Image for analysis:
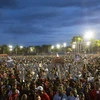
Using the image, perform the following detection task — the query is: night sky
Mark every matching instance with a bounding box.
[0,0,100,46]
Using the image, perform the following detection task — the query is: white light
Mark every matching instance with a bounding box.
[84,30,94,40]
[20,46,23,49]
[9,48,13,51]
[51,45,54,49]
[56,44,60,49]
[9,45,13,48]
[72,44,76,49]
[73,42,76,44]
[30,47,33,52]
[63,43,67,47]
[86,41,91,46]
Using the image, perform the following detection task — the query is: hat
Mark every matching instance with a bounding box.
[36,86,43,91]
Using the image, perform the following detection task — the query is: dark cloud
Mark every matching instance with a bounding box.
[3,24,44,35]
[0,0,16,8]
[0,0,100,46]
[45,0,100,8]
[13,0,100,9]
[2,22,58,36]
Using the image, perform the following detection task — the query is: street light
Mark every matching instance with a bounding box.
[63,43,67,47]
[30,47,33,52]
[72,44,76,49]
[72,42,76,49]
[20,46,23,49]
[86,41,91,53]
[51,45,54,49]
[8,45,13,54]
[84,30,94,40]
[73,42,76,44]
[56,44,60,49]
[9,45,13,49]
[72,44,76,53]
[9,48,13,51]
[84,30,94,54]
[84,30,94,53]
[86,41,91,46]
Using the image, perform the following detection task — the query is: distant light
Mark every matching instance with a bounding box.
[9,45,13,48]
[72,44,76,49]
[9,48,13,51]
[51,45,54,49]
[63,43,67,47]
[73,42,76,44]
[84,30,94,40]
[56,44,60,49]
[20,46,23,49]
[86,41,91,46]
[30,47,33,52]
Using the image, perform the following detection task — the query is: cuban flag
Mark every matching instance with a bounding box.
[6,56,14,68]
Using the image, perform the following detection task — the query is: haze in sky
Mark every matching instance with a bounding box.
[0,0,100,46]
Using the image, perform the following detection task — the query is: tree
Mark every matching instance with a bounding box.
[66,46,72,52]
[71,36,83,43]
[35,46,42,54]
[27,46,36,54]
[14,45,20,55]
[71,36,83,53]
[42,45,50,53]
[2,45,9,54]
[93,39,100,53]
[0,45,2,54]
[23,47,27,55]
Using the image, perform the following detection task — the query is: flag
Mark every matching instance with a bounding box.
[6,56,14,68]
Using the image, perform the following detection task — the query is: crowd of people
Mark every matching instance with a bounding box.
[0,53,100,100]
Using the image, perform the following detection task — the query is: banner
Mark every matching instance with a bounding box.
[6,56,14,68]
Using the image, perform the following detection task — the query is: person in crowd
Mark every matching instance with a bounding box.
[0,54,100,100]
[79,92,85,100]
[21,94,28,100]
[36,86,50,100]
[67,90,76,100]
[53,85,68,100]
[36,94,41,100]
[9,88,19,100]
